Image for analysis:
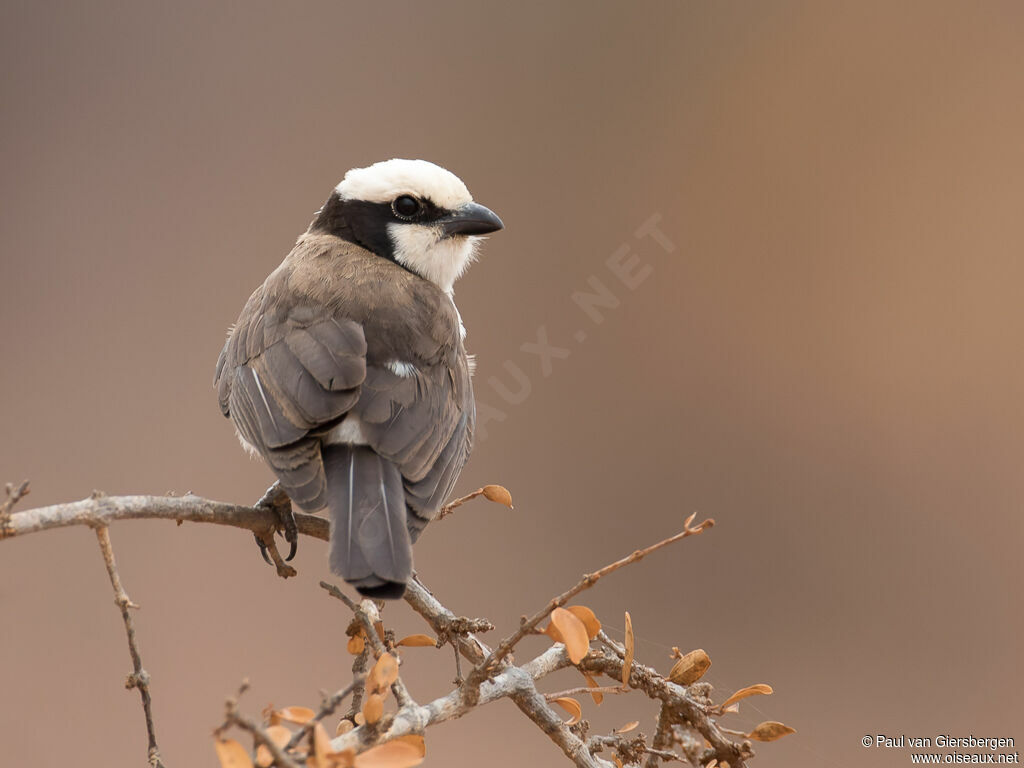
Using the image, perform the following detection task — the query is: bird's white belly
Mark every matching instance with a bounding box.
[325,414,369,445]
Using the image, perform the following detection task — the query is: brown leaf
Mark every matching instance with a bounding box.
[326,749,356,768]
[747,721,796,742]
[668,649,711,685]
[615,721,640,734]
[551,697,582,725]
[214,738,254,768]
[276,706,316,725]
[367,653,399,694]
[396,634,436,648]
[255,725,293,768]
[482,484,513,507]
[613,757,623,768]
[313,722,333,765]
[347,634,365,655]
[353,735,426,768]
[720,683,773,711]
[622,612,634,687]
[361,692,384,724]
[549,607,590,664]
[336,719,354,736]
[353,712,366,726]
[582,672,603,705]
[566,605,601,640]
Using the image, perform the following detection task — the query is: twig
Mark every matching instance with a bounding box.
[283,677,364,752]
[218,681,303,768]
[94,525,166,768]
[544,685,630,701]
[320,582,415,707]
[0,479,30,535]
[644,703,675,768]
[467,514,714,688]
[437,487,487,520]
[0,492,330,542]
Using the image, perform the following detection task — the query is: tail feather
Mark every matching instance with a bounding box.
[322,444,412,599]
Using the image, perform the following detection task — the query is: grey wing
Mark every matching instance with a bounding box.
[215,303,368,510]
[357,356,475,541]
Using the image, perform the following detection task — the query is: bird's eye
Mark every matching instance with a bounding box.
[392,195,421,219]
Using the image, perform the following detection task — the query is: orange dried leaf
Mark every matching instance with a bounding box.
[613,757,624,768]
[615,721,640,734]
[313,722,333,762]
[721,684,773,710]
[361,692,385,724]
[482,484,513,507]
[353,734,425,768]
[396,634,436,648]
[368,653,399,694]
[550,607,589,664]
[566,605,601,639]
[327,748,356,768]
[256,725,293,768]
[582,672,603,705]
[748,721,796,742]
[668,649,711,685]
[622,612,634,687]
[551,697,582,725]
[336,719,354,736]
[347,634,366,655]
[353,712,366,726]
[277,706,316,725]
[215,738,254,768]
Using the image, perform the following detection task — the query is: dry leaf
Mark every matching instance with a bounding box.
[396,634,436,648]
[706,761,719,768]
[747,721,796,742]
[353,712,366,726]
[362,692,385,724]
[724,704,740,714]
[566,605,601,639]
[276,706,316,725]
[354,735,426,768]
[367,653,399,694]
[622,612,634,687]
[255,725,293,768]
[214,738,254,768]
[551,697,582,725]
[615,721,639,734]
[548,607,589,664]
[327,748,356,768]
[582,672,603,705]
[613,757,623,768]
[313,722,333,764]
[720,684,773,710]
[336,719,354,736]
[347,634,365,655]
[482,484,513,507]
[668,649,711,685]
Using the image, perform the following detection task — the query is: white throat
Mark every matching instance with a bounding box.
[387,223,479,293]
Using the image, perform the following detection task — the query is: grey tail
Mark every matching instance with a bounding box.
[322,444,412,600]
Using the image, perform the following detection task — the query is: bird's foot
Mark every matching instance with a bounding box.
[254,482,298,578]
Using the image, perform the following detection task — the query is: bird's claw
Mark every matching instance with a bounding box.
[254,482,298,567]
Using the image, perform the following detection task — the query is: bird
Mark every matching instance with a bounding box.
[214,159,503,599]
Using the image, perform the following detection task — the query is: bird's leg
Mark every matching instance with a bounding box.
[254,482,299,566]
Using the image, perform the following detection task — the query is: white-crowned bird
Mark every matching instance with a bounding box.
[215,159,503,598]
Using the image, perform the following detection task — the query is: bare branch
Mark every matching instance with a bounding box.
[467,514,714,688]
[218,681,303,768]
[94,525,166,768]
[283,678,363,753]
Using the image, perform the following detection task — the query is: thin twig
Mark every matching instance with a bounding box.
[437,487,487,520]
[283,677,364,752]
[94,525,166,768]
[0,479,30,535]
[218,681,303,768]
[320,581,415,708]
[544,685,630,701]
[467,514,714,689]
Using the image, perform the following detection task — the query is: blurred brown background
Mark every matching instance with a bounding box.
[2,2,1022,767]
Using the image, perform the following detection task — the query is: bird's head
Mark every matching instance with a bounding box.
[311,159,504,293]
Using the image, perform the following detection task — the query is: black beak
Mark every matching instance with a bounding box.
[439,202,504,237]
